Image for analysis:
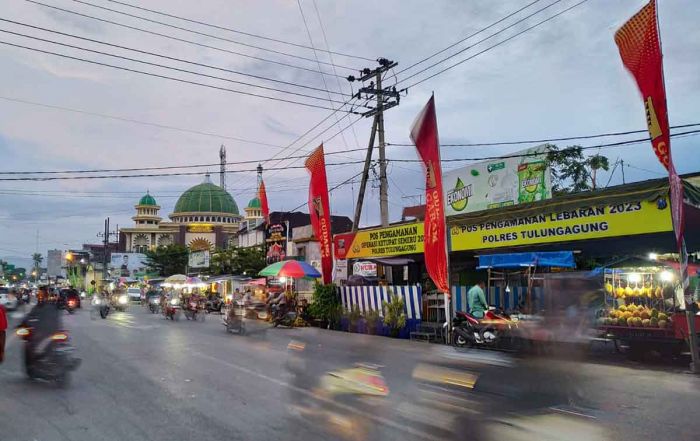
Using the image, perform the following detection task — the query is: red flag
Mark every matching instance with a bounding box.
[615,0,684,245]
[305,144,333,284]
[258,179,270,225]
[410,96,449,294]
[615,0,672,170]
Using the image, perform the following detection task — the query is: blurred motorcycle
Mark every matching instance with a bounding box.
[15,325,81,386]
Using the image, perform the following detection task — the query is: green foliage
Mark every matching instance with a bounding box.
[383,292,406,334]
[208,245,265,276]
[546,145,610,195]
[309,283,342,326]
[145,244,188,276]
[32,253,43,268]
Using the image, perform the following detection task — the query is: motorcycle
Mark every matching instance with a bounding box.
[271,303,297,328]
[452,308,522,351]
[65,298,78,314]
[206,296,224,314]
[110,293,129,312]
[148,296,161,314]
[164,297,182,321]
[15,325,81,386]
[91,296,110,319]
[183,298,205,321]
[223,302,246,335]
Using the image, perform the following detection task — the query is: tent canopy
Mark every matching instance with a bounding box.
[477,251,575,269]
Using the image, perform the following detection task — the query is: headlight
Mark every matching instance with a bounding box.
[93,298,101,305]
[154,298,160,304]
[170,298,179,305]
[118,295,128,305]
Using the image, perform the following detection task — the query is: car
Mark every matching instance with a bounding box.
[126,287,142,302]
[0,287,18,311]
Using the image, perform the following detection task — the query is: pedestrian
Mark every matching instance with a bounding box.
[0,303,7,363]
[467,280,489,319]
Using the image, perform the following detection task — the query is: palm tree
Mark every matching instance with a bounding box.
[32,253,43,279]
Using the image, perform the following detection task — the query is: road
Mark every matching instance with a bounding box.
[1,304,699,441]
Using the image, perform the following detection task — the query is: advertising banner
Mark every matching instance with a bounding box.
[305,144,333,284]
[353,261,378,277]
[110,253,148,277]
[188,250,210,269]
[334,222,424,260]
[450,198,672,251]
[265,222,287,264]
[443,145,552,216]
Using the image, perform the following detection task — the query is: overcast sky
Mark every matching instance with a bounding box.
[0,0,699,262]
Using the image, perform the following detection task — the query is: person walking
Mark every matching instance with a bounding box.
[0,303,7,363]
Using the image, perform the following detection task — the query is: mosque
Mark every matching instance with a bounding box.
[119,147,264,253]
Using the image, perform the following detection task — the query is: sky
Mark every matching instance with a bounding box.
[0,0,699,263]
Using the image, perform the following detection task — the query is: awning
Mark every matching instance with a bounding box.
[369,257,415,266]
[477,251,575,269]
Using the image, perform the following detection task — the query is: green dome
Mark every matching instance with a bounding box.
[139,192,157,206]
[174,182,239,215]
[247,197,261,209]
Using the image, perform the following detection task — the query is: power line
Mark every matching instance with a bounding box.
[386,123,700,147]
[103,0,373,61]
[0,95,288,149]
[401,0,589,89]
[25,0,348,78]
[286,169,367,213]
[65,0,358,72]
[0,39,357,112]
[0,18,351,97]
[0,28,354,106]
[0,146,369,175]
[396,0,544,76]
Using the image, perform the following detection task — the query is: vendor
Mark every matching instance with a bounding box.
[468,281,489,319]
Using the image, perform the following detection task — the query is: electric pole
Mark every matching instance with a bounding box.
[97,217,119,282]
[348,58,401,230]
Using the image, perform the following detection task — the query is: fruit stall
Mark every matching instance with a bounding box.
[598,265,700,357]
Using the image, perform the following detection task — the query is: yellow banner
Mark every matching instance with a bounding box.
[450,199,672,251]
[334,222,424,259]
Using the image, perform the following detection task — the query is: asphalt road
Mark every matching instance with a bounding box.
[1,304,699,441]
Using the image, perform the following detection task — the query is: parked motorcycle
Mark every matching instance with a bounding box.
[15,325,81,386]
[452,308,522,351]
[164,297,181,321]
[206,296,224,314]
[271,303,297,328]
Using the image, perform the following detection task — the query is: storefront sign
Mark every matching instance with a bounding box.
[353,261,377,277]
[333,259,348,282]
[334,222,424,259]
[443,145,552,216]
[450,198,672,251]
[187,224,214,233]
[265,223,287,263]
[188,250,210,268]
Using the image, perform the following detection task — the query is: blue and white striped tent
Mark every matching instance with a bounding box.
[452,285,543,313]
[338,285,422,327]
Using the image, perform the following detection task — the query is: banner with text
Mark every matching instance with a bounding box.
[443,145,552,216]
[450,198,672,251]
[334,222,424,260]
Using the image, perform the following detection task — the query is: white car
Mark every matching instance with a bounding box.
[126,287,142,302]
[0,288,18,311]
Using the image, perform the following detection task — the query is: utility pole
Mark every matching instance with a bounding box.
[620,159,626,184]
[97,217,119,283]
[219,144,227,191]
[348,58,401,230]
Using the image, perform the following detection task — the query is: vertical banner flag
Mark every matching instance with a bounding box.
[258,179,270,225]
[305,144,333,284]
[410,96,449,294]
[614,0,684,245]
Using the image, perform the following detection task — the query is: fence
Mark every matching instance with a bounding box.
[451,285,543,313]
[337,285,422,335]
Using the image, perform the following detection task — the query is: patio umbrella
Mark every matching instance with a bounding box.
[162,274,187,288]
[258,260,322,279]
[185,276,207,288]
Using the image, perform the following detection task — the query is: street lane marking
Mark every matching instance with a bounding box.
[190,350,441,441]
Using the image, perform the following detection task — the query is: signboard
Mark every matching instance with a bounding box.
[353,261,377,277]
[265,222,287,264]
[333,259,348,282]
[110,253,148,277]
[187,224,214,233]
[443,145,552,216]
[188,250,210,268]
[334,222,424,259]
[450,198,673,251]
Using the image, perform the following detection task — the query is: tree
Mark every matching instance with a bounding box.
[546,145,610,195]
[31,253,43,280]
[208,246,265,276]
[145,244,188,276]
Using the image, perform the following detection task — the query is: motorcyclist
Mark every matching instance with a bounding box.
[18,286,61,368]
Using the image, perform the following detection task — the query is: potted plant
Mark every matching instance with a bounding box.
[383,293,406,338]
[348,304,362,333]
[365,309,382,335]
[308,282,340,329]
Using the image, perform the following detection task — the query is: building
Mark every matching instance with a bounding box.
[120,174,244,252]
[46,249,64,278]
